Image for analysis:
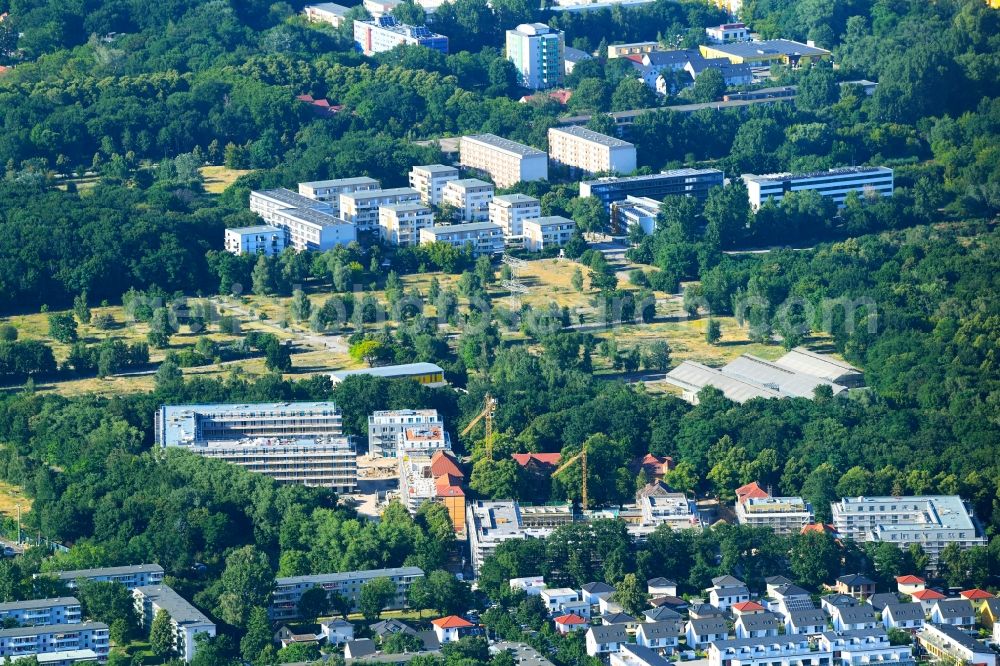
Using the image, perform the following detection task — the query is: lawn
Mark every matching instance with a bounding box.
[0,481,31,517]
[200,165,253,194]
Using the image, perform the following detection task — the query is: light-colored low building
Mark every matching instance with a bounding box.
[489,194,542,238]
[522,216,576,251]
[330,362,446,387]
[705,22,749,43]
[0,623,109,660]
[379,202,434,246]
[409,165,460,206]
[224,225,287,256]
[742,166,894,210]
[303,3,351,27]
[610,196,660,236]
[368,409,443,458]
[917,623,996,666]
[460,134,548,188]
[47,565,165,590]
[354,17,448,56]
[270,568,424,622]
[420,222,504,257]
[548,126,636,175]
[299,176,380,216]
[735,496,814,535]
[133,586,216,663]
[397,425,451,458]
[339,187,421,231]
[0,598,81,628]
[10,649,100,665]
[640,493,701,530]
[442,178,494,222]
[607,41,659,59]
[708,636,833,666]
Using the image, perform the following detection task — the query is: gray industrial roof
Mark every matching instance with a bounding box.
[774,347,860,381]
[665,361,783,403]
[706,39,831,58]
[723,354,845,398]
[254,188,325,208]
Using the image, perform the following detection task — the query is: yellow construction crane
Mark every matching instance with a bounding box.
[460,393,497,459]
[552,448,588,510]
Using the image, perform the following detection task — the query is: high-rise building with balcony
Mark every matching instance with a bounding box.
[506,24,565,90]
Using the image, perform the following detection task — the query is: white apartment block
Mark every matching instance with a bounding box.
[466,501,574,574]
[398,424,451,458]
[489,194,541,237]
[705,22,749,43]
[708,636,832,666]
[399,453,439,513]
[133,586,216,664]
[522,215,576,251]
[303,3,351,28]
[611,196,660,235]
[49,564,165,590]
[299,177,380,217]
[249,188,355,252]
[0,623,109,660]
[224,225,287,256]
[270,568,424,622]
[368,409,444,458]
[339,187,421,231]
[0,599,81,628]
[460,134,548,188]
[269,206,357,252]
[409,165,459,206]
[378,202,434,246]
[817,630,916,666]
[419,222,504,257]
[735,496,814,536]
[353,17,448,55]
[831,495,986,571]
[10,649,101,665]
[505,23,565,90]
[155,402,356,491]
[442,178,494,221]
[742,166,894,209]
[547,126,637,175]
[640,493,702,530]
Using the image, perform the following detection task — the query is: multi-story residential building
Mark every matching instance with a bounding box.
[585,624,629,657]
[441,178,494,221]
[522,216,576,252]
[882,602,924,632]
[918,623,996,666]
[459,134,548,188]
[831,495,985,571]
[0,623,109,660]
[48,565,164,590]
[224,225,287,256]
[704,22,749,43]
[699,39,831,67]
[398,425,451,458]
[707,575,749,611]
[399,453,439,513]
[640,493,701,530]
[635,620,682,653]
[303,3,351,27]
[0,599,81,628]
[154,402,356,491]
[133,586,215,663]
[330,362,446,387]
[353,17,448,56]
[269,568,424,622]
[10,649,101,665]
[378,202,434,246]
[547,126,636,175]
[707,636,833,666]
[505,24,564,90]
[409,165,459,206]
[249,189,356,251]
[735,496,814,535]
[339,187,421,232]
[368,409,444,458]
[580,168,725,210]
[299,177,380,216]
[268,206,357,251]
[610,196,660,235]
[419,222,504,257]
[466,501,574,574]
[488,194,541,238]
[742,167,895,209]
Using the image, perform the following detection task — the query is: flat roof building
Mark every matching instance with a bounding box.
[441,178,494,222]
[299,177,380,216]
[420,222,504,257]
[0,598,81,628]
[409,165,459,206]
[640,494,701,531]
[330,362,446,387]
[224,225,287,257]
[460,134,548,188]
[489,194,541,238]
[918,623,996,666]
[10,649,99,665]
[742,166,894,209]
[354,17,448,56]
[610,196,660,235]
[735,496,814,536]
[0,623,109,661]
[547,126,636,176]
[47,565,164,590]
[506,24,564,91]
[522,216,576,252]
[269,206,357,252]
[699,39,831,67]
[705,22,749,43]
[832,496,986,571]
[466,501,574,575]
[379,202,434,247]
[368,409,444,458]
[607,41,659,59]
[580,169,724,210]
[303,3,351,27]
[270,568,424,622]
[133,586,215,663]
[339,187,421,232]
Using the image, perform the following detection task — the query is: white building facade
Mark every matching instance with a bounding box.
[420,222,504,257]
[547,126,637,175]
[489,194,541,238]
[742,167,895,209]
[368,410,444,458]
[339,187,421,231]
[133,586,216,664]
[378,202,434,246]
[460,134,548,188]
[270,568,424,622]
[735,496,814,536]
[441,178,495,222]
[522,216,576,251]
[409,165,459,206]
[299,177,380,217]
[224,226,287,256]
[505,24,565,90]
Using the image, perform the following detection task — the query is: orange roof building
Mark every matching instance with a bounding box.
[432,615,474,628]
[511,453,562,474]
[553,614,588,633]
[960,589,994,601]
[736,481,769,504]
[911,589,946,601]
[896,575,926,584]
[731,601,766,614]
[430,450,464,479]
